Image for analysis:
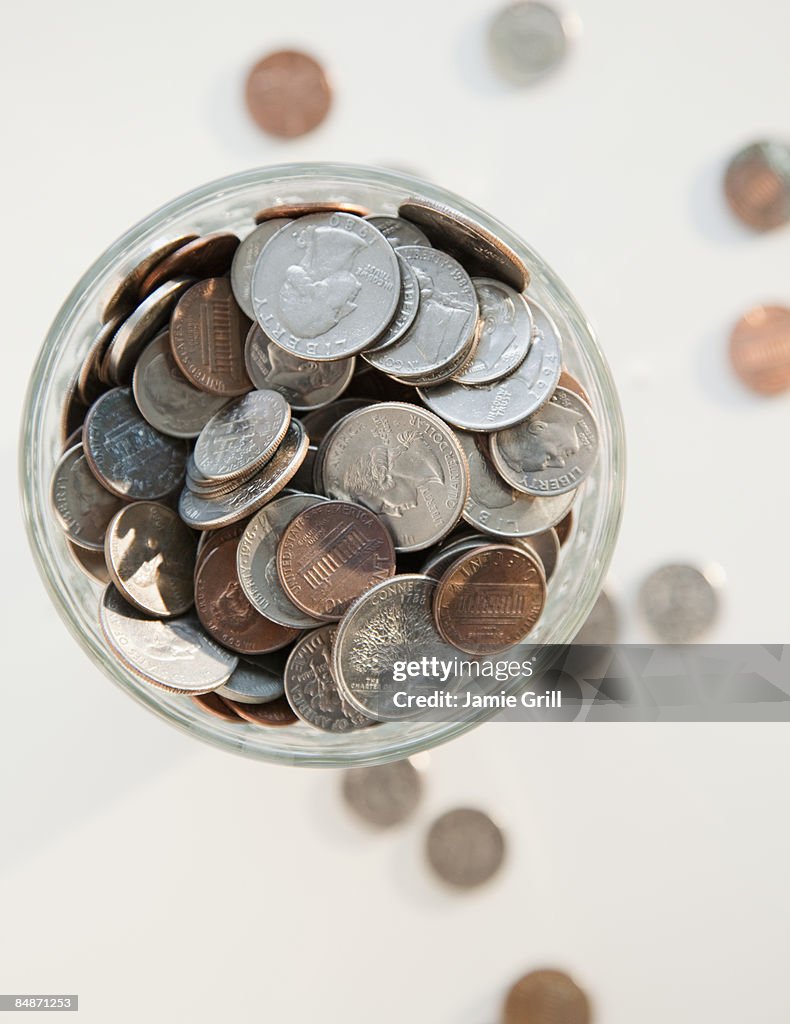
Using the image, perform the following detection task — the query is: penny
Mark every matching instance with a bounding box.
[51,443,125,550]
[101,234,198,322]
[245,323,355,410]
[554,507,573,546]
[366,215,432,249]
[245,50,332,138]
[170,277,253,396]
[724,140,790,231]
[490,387,598,496]
[399,197,530,291]
[284,625,373,732]
[557,369,590,404]
[104,501,197,617]
[194,389,291,482]
[341,759,423,827]
[434,543,546,654]
[453,278,533,385]
[321,402,470,552]
[220,694,298,727]
[425,808,506,888]
[67,540,111,584]
[230,219,291,319]
[78,316,122,405]
[192,691,245,723]
[83,387,188,501]
[250,212,400,361]
[639,563,721,643]
[362,256,421,353]
[194,536,300,654]
[729,305,790,395]
[216,655,285,704]
[488,1,570,86]
[99,584,237,694]
[104,277,193,384]
[62,426,83,453]
[277,500,396,620]
[300,397,371,442]
[518,528,560,581]
[503,969,591,1024]
[139,232,240,298]
[195,518,249,573]
[254,201,370,224]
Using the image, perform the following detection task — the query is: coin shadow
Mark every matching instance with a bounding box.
[693,321,766,409]
[688,157,759,244]
[455,15,517,98]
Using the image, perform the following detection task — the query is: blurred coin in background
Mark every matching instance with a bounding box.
[724,140,790,231]
[488,1,572,86]
[342,760,423,827]
[639,563,722,643]
[503,968,591,1024]
[729,305,790,395]
[245,50,331,138]
[426,808,506,888]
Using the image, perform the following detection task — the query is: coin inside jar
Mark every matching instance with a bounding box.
[193,389,291,482]
[230,219,292,319]
[51,443,126,551]
[139,232,240,298]
[284,625,373,732]
[452,278,533,385]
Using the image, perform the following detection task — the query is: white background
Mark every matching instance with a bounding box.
[2,0,790,1020]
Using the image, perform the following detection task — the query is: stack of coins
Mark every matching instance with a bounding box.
[51,195,601,734]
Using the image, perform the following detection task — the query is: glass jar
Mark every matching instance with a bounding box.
[19,162,625,767]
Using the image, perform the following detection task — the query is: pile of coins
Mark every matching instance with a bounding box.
[51,194,601,734]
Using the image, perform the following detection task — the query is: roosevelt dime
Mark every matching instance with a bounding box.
[51,443,125,550]
[488,1,570,86]
[366,215,432,249]
[425,808,506,888]
[230,219,292,318]
[194,389,290,482]
[452,278,533,385]
[245,323,355,410]
[284,625,373,732]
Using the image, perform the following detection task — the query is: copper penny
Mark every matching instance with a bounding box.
[502,969,591,1024]
[101,234,198,322]
[724,141,790,231]
[277,501,396,620]
[245,50,331,139]
[557,370,590,405]
[78,316,122,404]
[554,507,573,547]
[192,691,245,724]
[253,201,369,224]
[139,232,240,298]
[729,305,790,394]
[434,543,546,654]
[219,694,297,727]
[194,536,300,654]
[170,278,253,396]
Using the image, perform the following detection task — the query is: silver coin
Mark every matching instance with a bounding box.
[639,564,721,642]
[366,215,432,249]
[488,1,569,86]
[284,625,373,732]
[490,386,599,496]
[251,212,401,361]
[363,256,421,352]
[418,298,562,430]
[104,277,193,384]
[341,759,423,827]
[363,246,478,382]
[452,278,533,385]
[517,528,560,581]
[421,535,492,579]
[84,387,188,501]
[194,390,291,482]
[51,443,125,551]
[385,321,480,387]
[99,584,237,694]
[244,324,355,410]
[230,218,292,319]
[179,419,309,529]
[236,492,328,628]
[332,574,460,720]
[321,402,469,552]
[425,808,506,888]
[133,332,228,439]
[216,656,285,704]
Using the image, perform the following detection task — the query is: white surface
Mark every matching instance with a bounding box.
[2,0,790,1020]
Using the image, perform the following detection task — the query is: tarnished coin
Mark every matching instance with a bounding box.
[332,574,460,720]
[490,387,598,495]
[216,655,285,705]
[179,419,309,529]
[170,278,253,396]
[639,563,721,642]
[277,500,396,620]
[418,298,562,430]
[557,369,590,404]
[67,540,112,584]
[425,808,506,888]
[101,234,197,322]
[724,140,790,231]
[51,443,125,550]
[453,278,533,385]
[237,492,328,629]
[284,625,373,732]
[729,305,790,395]
[133,332,228,439]
[245,324,355,410]
[84,387,188,501]
[254,201,369,224]
[488,1,570,86]
[192,691,245,723]
[301,397,371,442]
[230,219,291,318]
[399,197,529,292]
[250,212,400,361]
[341,760,423,827]
[139,232,240,297]
[245,50,332,138]
[435,543,546,654]
[104,501,197,617]
[220,694,298,727]
[194,536,300,654]
[194,390,291,482]
[503,969,591,1024]
[321,403,470,552]
[105,277,192,384]
[363,256,421,353]
[78,316,122,405]
[99,584,237,694]
[518,528,560,581]
[366,215,432,249]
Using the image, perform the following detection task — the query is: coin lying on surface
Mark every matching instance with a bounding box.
[425,807,506,888]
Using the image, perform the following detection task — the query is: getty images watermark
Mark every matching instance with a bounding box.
[390,655,562,710]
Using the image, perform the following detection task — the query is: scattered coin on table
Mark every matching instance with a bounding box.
[724,139,790,231]
[729,304,790,395]
[639,563,721,642]
[425,807,506,888]
[488,1,571,86]
[502,968,591,1024]
[342,760,423,827]
[245,50,332,138]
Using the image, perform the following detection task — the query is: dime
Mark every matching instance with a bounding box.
[418,297,562,430]
[99,584,237,694]
[366,215,432,249]
[399,197,530,292]
[332,574,460,721]
[341,759,423,827]
[192,691,245,723]
[639,563,720,643]
[101,234,198,322]
[254,201,370,224]
[517,528,560,581]
[284,625,373,732]
[729,305,790,394]
[84,387,188,501]
[104,501,197,617]
[67,540,111,584]
[194,536,300,654]
[194,390,291,482]
[216,655,285,704]
[237,492,328,629]
[245,323,355,410]
[557,369,590,404]
[220,694,298,727]
[245,50,332,138]
[139,232,240,297]
[488,1,570,86]
[104,277,193,385]
[363,256,421,352]
[724,140,790,231]
[425,808,506,888]
[434,543,546,654]
[452,278,533,385]
[250,212,400,361]
[133,332,228,438]
[230,219,291,319]
[554,507,573,546]
[321,403,470,552]
[78,316,122,405]
[277,500,396,620]
[301,397,371,442]
[170,278,253,396]
[490,387,599,495]
[503,969,591,1024]
[51,443,125,550]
